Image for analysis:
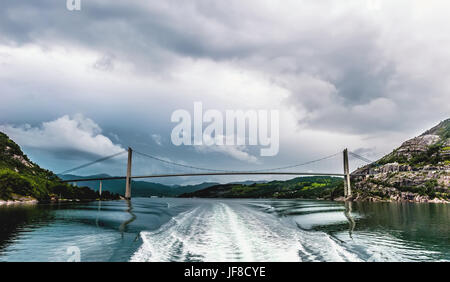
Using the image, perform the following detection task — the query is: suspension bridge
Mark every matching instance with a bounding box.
[60,147,373,199]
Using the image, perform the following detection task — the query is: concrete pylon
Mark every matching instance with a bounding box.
[99,180,102,196]
[125,147,132,199]
[343,148,351,197]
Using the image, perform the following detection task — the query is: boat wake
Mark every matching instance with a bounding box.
[130,201,361,262]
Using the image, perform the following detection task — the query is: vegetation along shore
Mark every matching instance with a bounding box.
[0,132,120,204]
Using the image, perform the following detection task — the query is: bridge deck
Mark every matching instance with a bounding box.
[59,171,365,182]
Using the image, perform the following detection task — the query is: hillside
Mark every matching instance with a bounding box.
[0,132,120,202]
[59,174,221,197]
[179,176,344,199]
[352,118,450,202]
[59,174,269,197]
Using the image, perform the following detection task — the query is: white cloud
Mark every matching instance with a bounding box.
[151,134,163,146]
[194,134,260,164]
[0,114,124,157]
[195,144,259,164]
[202,145,259,164]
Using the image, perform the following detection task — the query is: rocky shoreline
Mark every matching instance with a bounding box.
[0,199,39,205]
[334,193,449,203]
[0,197,123,206]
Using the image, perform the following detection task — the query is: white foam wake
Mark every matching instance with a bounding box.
[130,201,360,262]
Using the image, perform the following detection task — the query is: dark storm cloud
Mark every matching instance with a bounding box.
[0,0,449,174]
[0,0,257,71]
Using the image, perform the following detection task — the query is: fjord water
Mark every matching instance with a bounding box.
[0,198,449,262]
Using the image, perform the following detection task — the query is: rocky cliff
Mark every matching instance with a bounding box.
[351,119,450,203]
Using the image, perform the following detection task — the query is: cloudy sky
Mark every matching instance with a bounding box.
[1,0,449,184]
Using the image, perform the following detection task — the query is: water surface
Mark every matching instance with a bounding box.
[0,198,449,261]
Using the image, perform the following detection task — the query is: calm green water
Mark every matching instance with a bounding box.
[0,198,449,261]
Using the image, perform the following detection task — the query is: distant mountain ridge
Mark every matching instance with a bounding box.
[58,174,268,197]
[179,176,344,199]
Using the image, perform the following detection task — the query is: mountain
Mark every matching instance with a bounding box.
[179,176,344,199]
[59,174,220,197]
[352,118,450,202]
[59,174,174,197]
[59,174,268,197]
[0,132,119,202]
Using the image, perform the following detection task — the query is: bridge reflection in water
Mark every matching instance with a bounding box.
[119,200,137,239]
[111,198,358,250]
[344,201,356,238]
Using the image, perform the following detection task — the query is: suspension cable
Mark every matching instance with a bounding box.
[245,152,342,172]
[348,151,373,164]
[133,150,230,172]
[133,149,341,173]
[58,150,127,175]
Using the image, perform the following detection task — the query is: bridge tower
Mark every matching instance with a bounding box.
[125,147,133,199]
[343,148,351,197]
